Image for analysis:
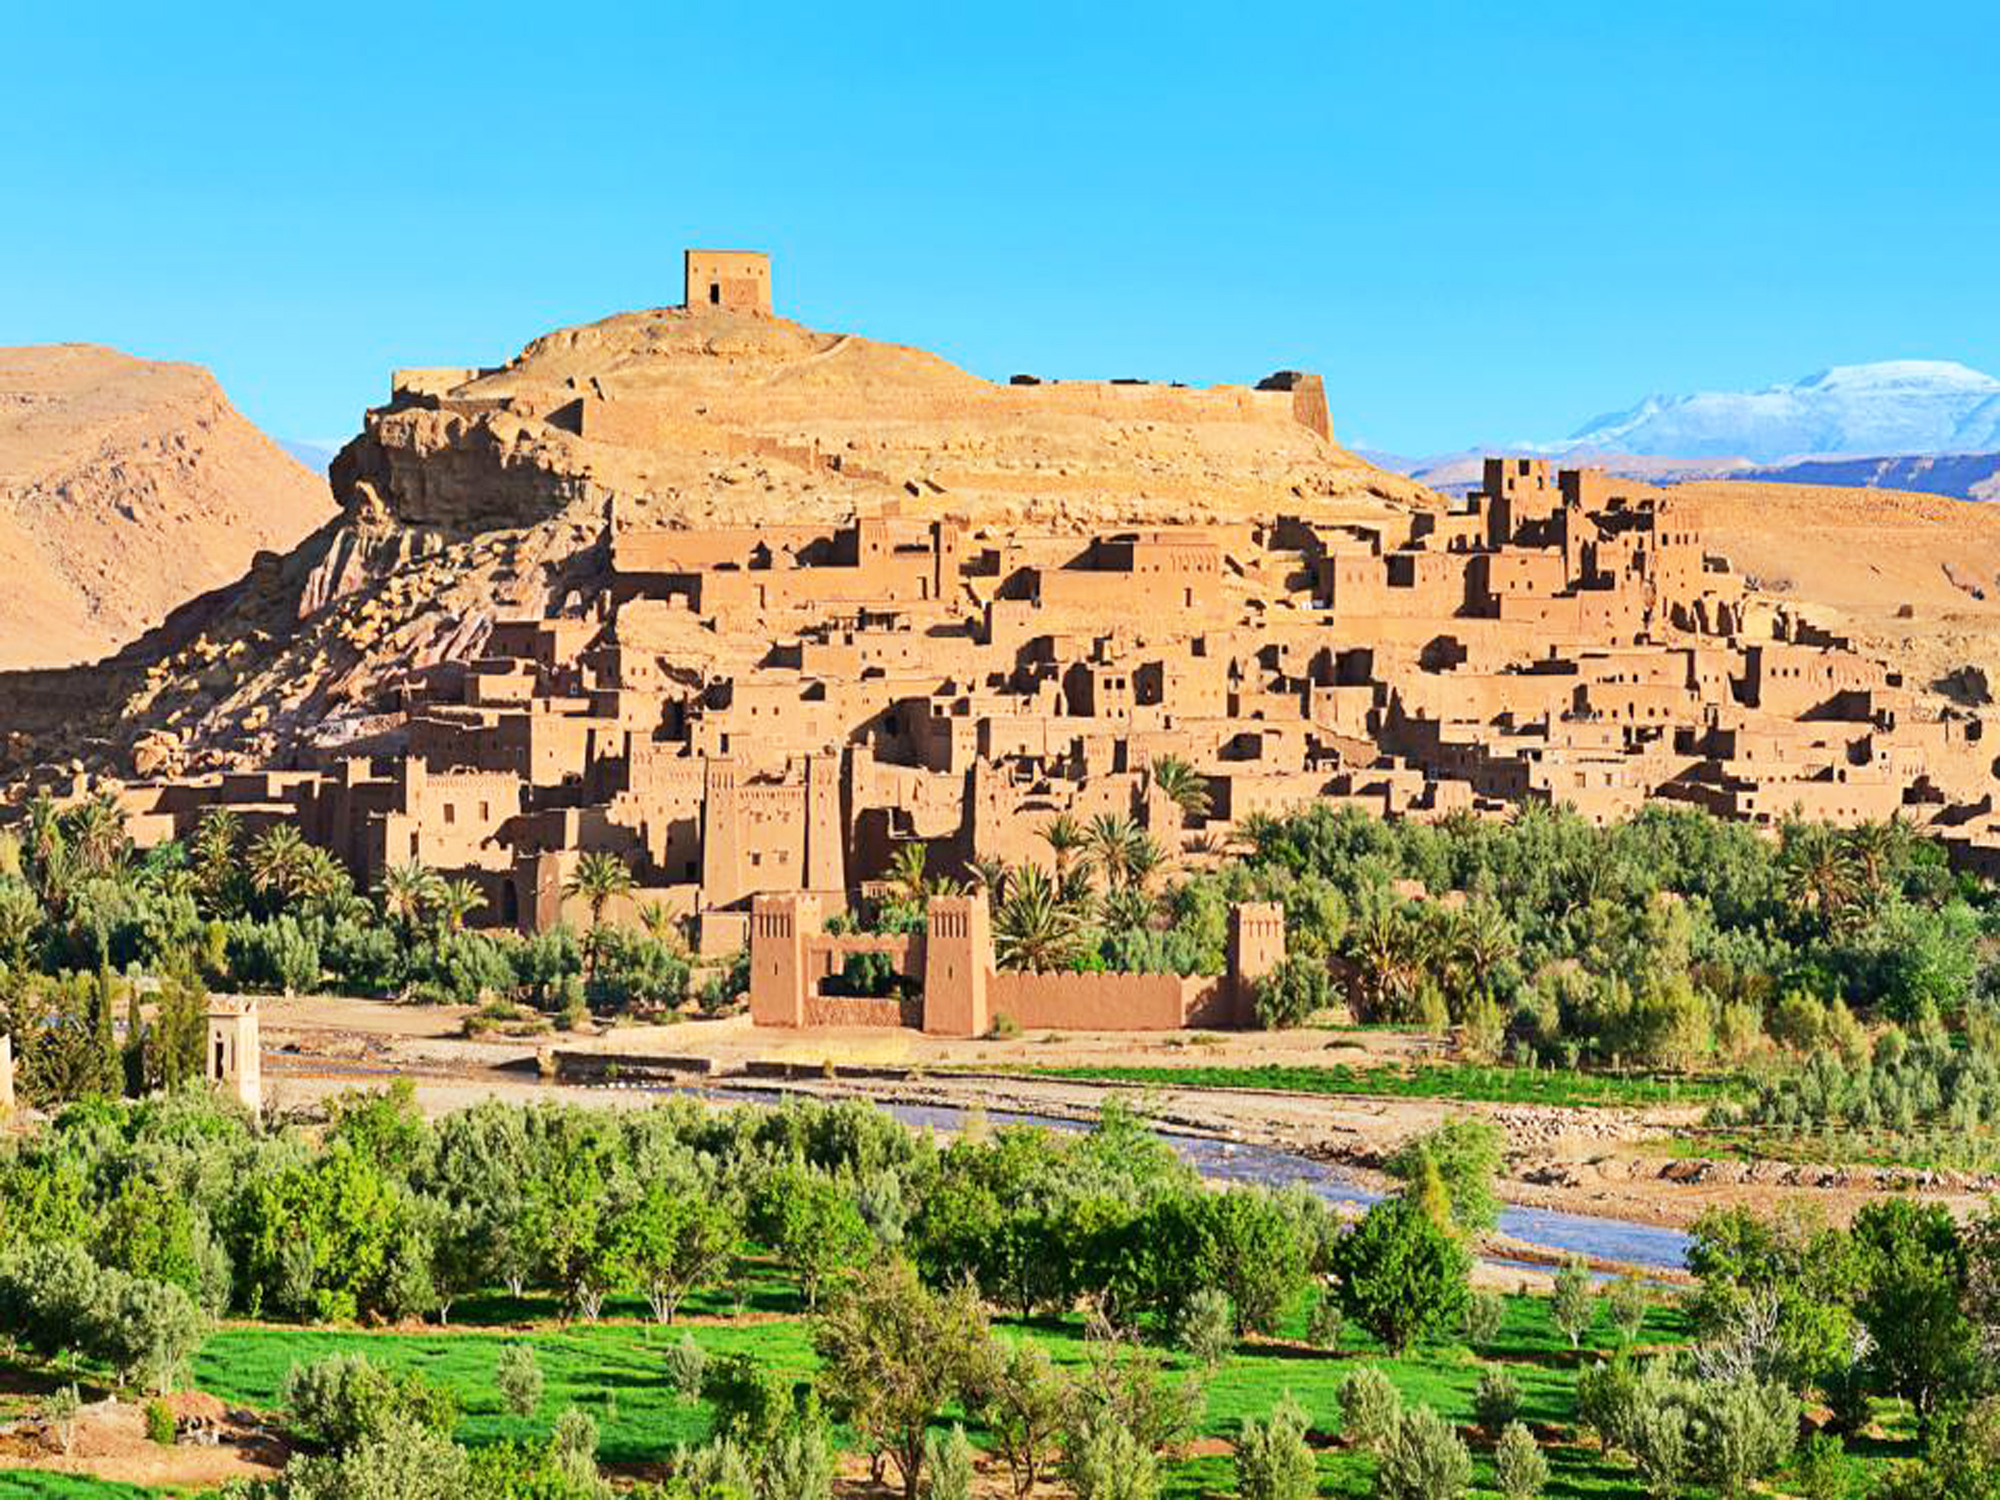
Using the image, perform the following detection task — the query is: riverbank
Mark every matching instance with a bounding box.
[243,994,1986,1247]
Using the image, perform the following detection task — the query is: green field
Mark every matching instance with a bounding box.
[2,1264,1908,1499]
[1002,1061,1735,1109]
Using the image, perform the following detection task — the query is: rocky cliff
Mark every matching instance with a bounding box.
[0,344,334,669]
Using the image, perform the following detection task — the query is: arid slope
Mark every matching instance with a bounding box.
[0,344,333,668]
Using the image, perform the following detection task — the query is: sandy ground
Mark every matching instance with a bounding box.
[0,1386,279,1487]
[246,995,1991,1242]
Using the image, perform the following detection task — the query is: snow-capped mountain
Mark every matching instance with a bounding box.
[1561,361,2000,462]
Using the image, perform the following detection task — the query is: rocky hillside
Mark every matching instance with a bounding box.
[0,305,1426,781]
[0,344,333,669]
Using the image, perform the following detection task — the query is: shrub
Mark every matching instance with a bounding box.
[1177,1287,1235,1370]
[1306,1290,1344,1351]
[1575,1357,1642,1455]
[1254,955,1332,1030]
[925,1424,975,1500]
[1698,1377,1800,1499]
[1604,1272,1650,1343]
[495,1342,543,1419]
[1233,1393,1316,1500]
[703,1352,797,1449]
[1796,1431,1857,1500]
[1337,1365,1402,1452]
[1066,1414,1158,1500]
[762,1406,838,1500]
[1473,1366,1521,1433]
[1494,1421,1549,1500]
[674,1436,756,1499]
[1461,1291,1504,1349]
[45,1383,81,1456]
[1383,1117,1503,1236]
[1373,1403,1471,1500]
[281,1354,459,1453]
[235,1416,472,1499]
[665,1333,709,1401]
[145,1398,177,1446]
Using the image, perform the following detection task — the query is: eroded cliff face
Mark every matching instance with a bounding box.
[0,344,334,669]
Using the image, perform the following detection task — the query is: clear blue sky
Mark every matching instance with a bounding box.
[4,1,1996,457]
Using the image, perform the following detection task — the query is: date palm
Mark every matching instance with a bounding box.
[637,900,688,954]
[1148,755,1211,821]
[968,857,1011,903]
[190,808,242,916]
[886,843,932,906]
[378,859,445,937]
[1846,816,1908,901]
[1782,823,1860,927]
[1038,816,1088,879]
[436,878,487,933]
[1347,906,1422,1021]
[1086,813,1143,891]
[994,863,1081,973]
[246,824,311,905]
[66,794,129,879]
[566,851,636,977]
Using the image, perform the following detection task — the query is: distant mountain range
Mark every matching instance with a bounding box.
[1563,360,2000,461]
[1370,360,2000,501]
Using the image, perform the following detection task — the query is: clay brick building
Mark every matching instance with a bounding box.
[62,255,2000,1034]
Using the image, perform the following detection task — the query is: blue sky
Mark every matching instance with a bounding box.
[4,1,1996,456]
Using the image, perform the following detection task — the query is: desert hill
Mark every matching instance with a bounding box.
[0,297,1425,779]
[0,344,333,669]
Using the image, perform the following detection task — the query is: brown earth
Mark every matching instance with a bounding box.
[1670,477,2000,693]
[0,344,333,669]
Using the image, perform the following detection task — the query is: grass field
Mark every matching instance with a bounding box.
[5,1261,1908,1499]
[1003,1061,1735,1109]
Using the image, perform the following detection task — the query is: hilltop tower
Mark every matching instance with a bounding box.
[684,250,772,315]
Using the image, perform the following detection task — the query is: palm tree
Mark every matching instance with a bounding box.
[247,824,311,905]
[1100,882,1156,935]
[1234,811,1280,859]
[1039,816,1088,879]
[1781,823,1860,927]
[1148,756,1212,821]
[968,858,1011,905]
[436,878,488,934]
[1123,832,1167,893]
[296,846,360,918]
[1347,907,1422,1021]
[565,852,636,973]
[994,864,1082,973]
[1086,813,1142,891]
[1057,866,1099,925]
[378,859,445,938]
[1846,816,1909,901]
[190,808,242,916]
[66,794,129,878]
[636,900,688,953]
[886,843,931,906]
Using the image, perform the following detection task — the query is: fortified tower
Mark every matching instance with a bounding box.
[748,892,817,1027]
[922,896,991,1038]
[1227,902,1287,1025]
[684,250,772,315]
[206,997,262,1112]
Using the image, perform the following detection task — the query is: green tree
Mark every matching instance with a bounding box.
[1551,1257,1596,1350]
[1328,1197,1470,1355]
[812,1258,991,1500]
[1383,1116,1503,1236]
